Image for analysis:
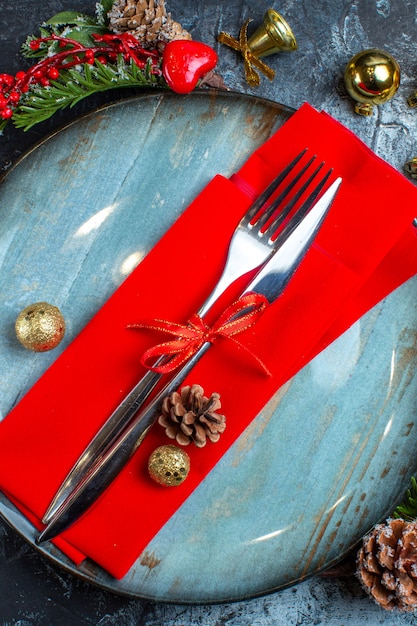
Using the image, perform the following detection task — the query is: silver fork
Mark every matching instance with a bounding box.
[42,149,332,524]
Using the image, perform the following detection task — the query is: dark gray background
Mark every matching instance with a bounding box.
[1,1,417,624]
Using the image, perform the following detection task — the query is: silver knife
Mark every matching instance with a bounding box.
[41,162,330,527]
[37,177,342,544]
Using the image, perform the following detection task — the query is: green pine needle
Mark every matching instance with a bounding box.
[11,57,167,131]
[393,476,417,521]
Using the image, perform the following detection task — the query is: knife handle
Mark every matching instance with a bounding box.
[37,342,212,543]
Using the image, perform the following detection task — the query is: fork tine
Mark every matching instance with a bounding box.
[267,167,333,244]
[261,161,326,241]
[243,148,307,224]
[252,155,318,233]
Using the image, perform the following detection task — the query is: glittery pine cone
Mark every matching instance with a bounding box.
[108,0,191,49]
[158,384,226,448]
[357,518,417,611]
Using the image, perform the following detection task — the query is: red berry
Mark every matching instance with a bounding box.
[47,67,60,80]
[0,96,8,109]
[1,107,13,119]
[0,73,14,86]
[34,69,44,80]
[29,40,41,51]
[15,71,26,81]
[97,55,107,64]
[8,91,20,104]
[40,77,50,87]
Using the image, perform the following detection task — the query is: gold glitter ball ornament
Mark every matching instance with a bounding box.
[344,48,400,116]
[148,445,190,486]
[15,302,66,352]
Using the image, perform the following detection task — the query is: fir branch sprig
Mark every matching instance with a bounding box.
[394,476,417,521]
[0,32,166,132]
[12,56,166,131]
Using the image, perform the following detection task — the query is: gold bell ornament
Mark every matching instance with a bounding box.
[344,49,400,116]
[247,9,297,58]
[15,301,66,352]
[218,8,297,87]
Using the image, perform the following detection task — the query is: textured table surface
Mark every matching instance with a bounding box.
[1,0,417,624]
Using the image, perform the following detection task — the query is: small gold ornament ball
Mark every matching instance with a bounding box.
[15,302,66,352]
[344,48,400,116]
[148,445,190,487]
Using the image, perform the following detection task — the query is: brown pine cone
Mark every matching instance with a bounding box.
[158,384,226,448]
[357,518,417,611]
[108,0,191,49]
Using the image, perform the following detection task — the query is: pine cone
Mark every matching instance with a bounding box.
[108,0,191,49]
[158,384,226,448]
[357,518,417,611]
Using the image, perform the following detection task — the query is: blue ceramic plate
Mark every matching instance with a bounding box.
[0,91,416,603]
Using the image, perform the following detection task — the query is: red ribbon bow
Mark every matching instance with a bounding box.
[129,292,271,375]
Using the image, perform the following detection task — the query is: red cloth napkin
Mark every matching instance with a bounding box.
[0,103,417,579]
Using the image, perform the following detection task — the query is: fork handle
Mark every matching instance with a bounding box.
[42,287,225,522]
[43,298,218,522]
[38,342,212,542]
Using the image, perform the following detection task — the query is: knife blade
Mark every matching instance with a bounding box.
[37,176,342,544]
